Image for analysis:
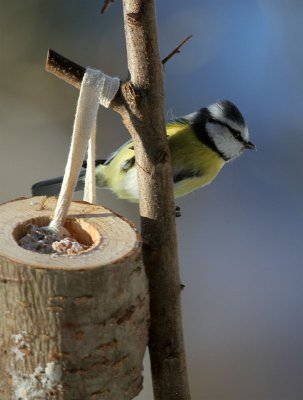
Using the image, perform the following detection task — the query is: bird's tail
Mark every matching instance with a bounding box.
[31,159,108,197]
[31,169,86,196]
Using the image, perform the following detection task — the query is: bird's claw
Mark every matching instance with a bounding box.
[175,206,181,217]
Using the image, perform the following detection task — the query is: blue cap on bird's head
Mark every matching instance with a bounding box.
[201,100,255,160]
[212,100,245,125]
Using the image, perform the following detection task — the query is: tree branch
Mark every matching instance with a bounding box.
[46,49,125,114]
[100,0,115,14]
[45,2,191,395]
[121,3,191,398]
[46,49,85,90]
[161,34,193,65]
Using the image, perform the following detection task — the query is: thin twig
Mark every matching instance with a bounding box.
[161,34,193,65]
[101,0,114,14]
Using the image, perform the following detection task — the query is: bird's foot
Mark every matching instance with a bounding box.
[175,206,182,217]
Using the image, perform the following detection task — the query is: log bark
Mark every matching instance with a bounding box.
[0,197,149,400]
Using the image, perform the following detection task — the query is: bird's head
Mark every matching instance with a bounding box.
[206,100,255,161]
[189,100,256,161]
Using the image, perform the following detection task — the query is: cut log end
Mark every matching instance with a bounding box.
[0,197,149,399]
[0,196,141,270]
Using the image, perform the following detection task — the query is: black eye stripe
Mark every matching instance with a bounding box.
[208,118,244,143]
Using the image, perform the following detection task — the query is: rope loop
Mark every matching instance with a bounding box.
[49,68,120,235]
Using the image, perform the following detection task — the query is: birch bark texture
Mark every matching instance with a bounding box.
[0,197,149,400]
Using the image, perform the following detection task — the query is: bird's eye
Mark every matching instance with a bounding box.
[234,131,241,140]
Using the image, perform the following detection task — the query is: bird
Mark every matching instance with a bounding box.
[32,100,255,204]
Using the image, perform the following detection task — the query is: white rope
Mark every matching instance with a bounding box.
[49,68,120,235]
[83,120,97,204]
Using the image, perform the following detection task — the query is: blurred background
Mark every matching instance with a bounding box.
[0,0,302,399]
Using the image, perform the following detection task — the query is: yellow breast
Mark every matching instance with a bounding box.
[99,121,225,201]
[167,122,225,198]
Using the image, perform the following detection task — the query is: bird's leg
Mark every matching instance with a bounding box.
[175,206,181,217]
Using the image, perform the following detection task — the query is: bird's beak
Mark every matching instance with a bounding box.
[244,141,256,150]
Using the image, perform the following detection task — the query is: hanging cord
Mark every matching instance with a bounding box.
[83,120,97,204]
[49,67,120,236]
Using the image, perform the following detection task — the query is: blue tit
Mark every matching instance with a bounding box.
[32,100,255,201]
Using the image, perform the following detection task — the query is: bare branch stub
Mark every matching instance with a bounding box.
[161,34,193,65]
[46,49,85,89]
[101,0,115,14]
[45,49,125,112]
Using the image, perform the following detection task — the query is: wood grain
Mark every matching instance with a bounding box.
[0,197,149,399]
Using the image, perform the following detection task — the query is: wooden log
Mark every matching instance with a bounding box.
[0,197,149,400]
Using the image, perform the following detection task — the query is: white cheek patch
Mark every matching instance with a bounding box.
[206,122,244,160]
[242,126,249,141]
[208,103,249,141]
